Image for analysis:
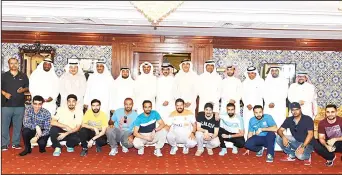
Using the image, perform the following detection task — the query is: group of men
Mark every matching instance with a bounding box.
[1,57,341,167]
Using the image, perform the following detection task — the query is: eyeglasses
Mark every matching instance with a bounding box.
[124,116,127,123]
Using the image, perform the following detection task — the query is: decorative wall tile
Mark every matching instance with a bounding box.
[1,43,112,77]
[213,48,342,107]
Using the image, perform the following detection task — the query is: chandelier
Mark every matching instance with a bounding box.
[130,1,184,26]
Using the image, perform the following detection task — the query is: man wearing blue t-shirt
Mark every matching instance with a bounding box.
[133,100,167,157]
[106,98,138,156]
[244,105,277,163]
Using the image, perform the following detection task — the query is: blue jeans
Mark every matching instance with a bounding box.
[245,132,276,156]
[276,135,313,160]
[1,107,25,146]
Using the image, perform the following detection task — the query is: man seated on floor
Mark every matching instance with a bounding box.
[132,100,167,157]
[218,103,245,156]
[19,95,51,156]
[244,105,277,163]
[50,94,83,156]
[314,104,342,167]
[276,102,315,166]
[106,98,138,156]
[79,99,108,156]
[195,103,220,156]
[165,98,197,155]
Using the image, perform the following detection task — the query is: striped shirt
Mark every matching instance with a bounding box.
[23,105,51,136]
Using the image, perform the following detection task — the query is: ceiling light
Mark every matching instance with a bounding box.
[183,21,188,25]
[283,24,288,28]
[26,17,32,21]
[130,1,184,26]
[128,20,133,24]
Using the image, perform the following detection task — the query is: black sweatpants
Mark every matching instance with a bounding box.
[49,126,80,149]
[79,127,107,148]
[218,127,245,148]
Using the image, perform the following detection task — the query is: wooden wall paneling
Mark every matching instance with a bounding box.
[111,42,133,79]
[192,44,213,74]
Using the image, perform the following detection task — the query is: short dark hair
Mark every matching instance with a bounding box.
[326,104,337,110]
[67,94,77,101]
[175,98,185,105]
[8,57,18,64]
[142,100,152,106]
[226,103,235,109]
[91,99,101,105]
[253,105,263,111]
[124,97,133,103]
[32,95,44,103]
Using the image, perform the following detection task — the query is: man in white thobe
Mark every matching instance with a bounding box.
[113,67,135,109]
[156,63,175,121]
[198,60,222,113]
[59,61,87,111]
[134,62,157,114]
[83,61,115,120]
[220,65,242,116]
[263,67,288,151]
[29,58,59,115]
[288,72,318,119]
[173,59,199,114]
[241,66,265,138]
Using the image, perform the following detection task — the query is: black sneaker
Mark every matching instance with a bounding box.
[96,145,102,153]
[80,148,88,157]
[39,149,46,153]
[19,149,32,156]
[1,145,9,151]
[12,144,22,149]
[325,155,336,167]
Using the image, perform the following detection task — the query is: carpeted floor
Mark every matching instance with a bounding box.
[1,145,342,174]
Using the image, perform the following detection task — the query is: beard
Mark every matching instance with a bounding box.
[176,108,184,113]
[144,110,151,114]
[228,113,234,117]
[68,105,75,110]
[92,108,100,113]
[298,81,304,85]
[255,115,263,120]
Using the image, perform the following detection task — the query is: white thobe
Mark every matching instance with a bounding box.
[59,73,87,111]
[220,76,242,116]
[288,82,317,119]
[264,76,288,151]
[29,70,60,115]
[113,75,135,109]
[241,77,265,138]
[198,72,222,112]
[173,71,198,114]
[84,73,115,120]
[156,75,175,120]
[134,74,157,114]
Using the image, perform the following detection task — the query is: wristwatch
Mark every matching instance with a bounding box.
[228,135,232,139]
[300,144,306,149]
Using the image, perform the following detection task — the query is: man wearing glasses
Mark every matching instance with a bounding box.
[276,102,315,166]
[19,95,51,156]
[106,98,138,156]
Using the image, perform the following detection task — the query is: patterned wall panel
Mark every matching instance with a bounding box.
[213,48,342,107]
[1,43,112,77]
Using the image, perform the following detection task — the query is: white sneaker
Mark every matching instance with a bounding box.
[122,146,129,153]
[232,146,238,154]
[154,149,163,157]
[138,147,144,155]
[182,147,189,154]
[109,148,118,156]
[170,146,178,155]
[219,148,227,156]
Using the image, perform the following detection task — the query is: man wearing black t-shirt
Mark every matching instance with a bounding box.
[195,103,220,156]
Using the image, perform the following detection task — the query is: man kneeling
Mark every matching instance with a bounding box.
[79,99,108,156]
[106,98,138,156]
[50,94,83,156]
[133,100,167,157]
[165,98,197,155]
[195,103,220,156]
[244,105,277,163]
